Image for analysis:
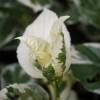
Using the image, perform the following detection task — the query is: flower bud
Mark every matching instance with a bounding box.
[17,9,71,81]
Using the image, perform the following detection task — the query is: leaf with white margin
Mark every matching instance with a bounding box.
[0,64,31,89]
[0,83,49,100]
[71,43,100,90]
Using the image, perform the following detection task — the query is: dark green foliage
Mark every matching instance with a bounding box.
[67,0,100,41]
[71,43,100,90]
[0,83,49,100]
[6,87,20,100]
[0,64,31,88]
[0,0,34,48]
[43,64,55,81]
[57,33,66,70]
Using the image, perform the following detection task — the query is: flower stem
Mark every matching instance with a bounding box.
[48,79,61,100]
[53,80,60,100]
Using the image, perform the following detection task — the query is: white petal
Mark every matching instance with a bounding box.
[62,21,71,72]
[50,22,63,76]
[59,16,70,22]
[59,16,71,48]
[50,16,71,74]
[17,9,58,78]
[17,36,51,66]
[24,9,58,43]
[17,42,44,78]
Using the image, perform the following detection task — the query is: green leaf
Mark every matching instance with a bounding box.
[0,15,15,47]
[0,0,34,48]
[0,83,49,100]
[68,0,100,27]
[0,64,31,89]
[71,43,100,90]
[67,0,100,41]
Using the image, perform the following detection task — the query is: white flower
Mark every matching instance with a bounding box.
[17,9,71,79]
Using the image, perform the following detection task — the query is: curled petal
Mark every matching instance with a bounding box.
[62,21,71,72]
[50,16,71,75]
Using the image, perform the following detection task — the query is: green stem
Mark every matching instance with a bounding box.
[53,80,60,100]
[48,80,60,100]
